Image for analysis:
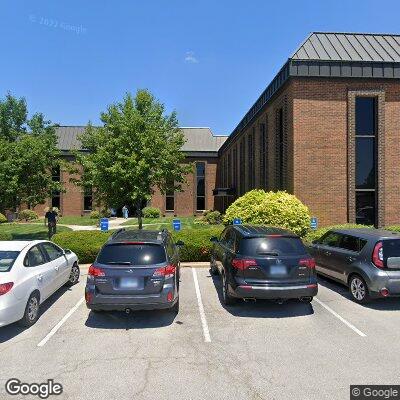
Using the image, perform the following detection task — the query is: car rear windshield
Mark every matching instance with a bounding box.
[383,239,400,259]
[0,251,20,272]
[96,244,166,265]
[240,237,307,256]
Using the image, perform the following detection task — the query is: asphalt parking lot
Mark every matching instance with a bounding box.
[1,265,400,400]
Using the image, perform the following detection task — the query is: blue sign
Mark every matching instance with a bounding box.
[233,218,242,225]
[172,219,181,231]
[100,218,109,232]
[310,217,318,230]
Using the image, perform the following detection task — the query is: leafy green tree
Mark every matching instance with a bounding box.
[75,90,191,228]
[0,93,62,211]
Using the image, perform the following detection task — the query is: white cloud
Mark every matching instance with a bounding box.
[184,51,199,64]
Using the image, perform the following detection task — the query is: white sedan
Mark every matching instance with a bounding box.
[0,240,79,328]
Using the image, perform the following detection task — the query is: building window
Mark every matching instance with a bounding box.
[239,140,245,195]
[83,186,93,211]
[165,177,175,212]
[248,128,255,189]
[275,108,285,190]
[51,166,61,209]
[259,123,267,188]
[355,97,377,226]
[196,162,206,211]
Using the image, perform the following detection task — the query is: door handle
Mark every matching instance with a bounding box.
[37,274,43,281]
[324,251,331,256]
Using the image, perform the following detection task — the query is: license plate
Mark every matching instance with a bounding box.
[387,257,400,269]
[119,277,141,289]
[270,265,287,275]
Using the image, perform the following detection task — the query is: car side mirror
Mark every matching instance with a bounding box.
[176,240,184,247]
[210,236,218,243]
[64,249,72,255]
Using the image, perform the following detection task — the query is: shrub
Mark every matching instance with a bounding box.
[203,210,222,225]
[53,230,112,263]
[101,209,112,218]
[19,209,39,221]
[0,232,12,240]
[0,213,7,224]
[303,223,373,244]
[384,226,400,233]
[142,207,161,218]
[90,210,100,220]
[224,190,311,237]
[193,218,208,225]
[173,227,224,262]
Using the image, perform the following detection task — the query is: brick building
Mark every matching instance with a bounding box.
[216,32,400,227]
[35,126,227,217]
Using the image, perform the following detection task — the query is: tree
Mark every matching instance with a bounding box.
[0,93,62,211]
[74,90,191,228]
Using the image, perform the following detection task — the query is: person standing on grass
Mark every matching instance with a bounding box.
[44,207,58,239]
[122,205,129,219]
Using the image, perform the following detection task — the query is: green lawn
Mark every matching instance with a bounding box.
[122,216,199,228]
[0,223,72,240]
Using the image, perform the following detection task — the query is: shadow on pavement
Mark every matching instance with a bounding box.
[85,308,176,330]
[317,274,400,311]
[209,271,314,318]
[0,285,72,343]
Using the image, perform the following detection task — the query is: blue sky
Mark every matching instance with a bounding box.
[1,0,399,136]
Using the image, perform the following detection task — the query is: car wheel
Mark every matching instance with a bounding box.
[349,275,370,304]
[210,259,219,275]
[66,263,80,287]
[19,292,40,327]
[222,274,236,305]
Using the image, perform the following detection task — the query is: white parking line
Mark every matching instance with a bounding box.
[314,298,366,337]
[192,268,211,343]
[37,298,84,347]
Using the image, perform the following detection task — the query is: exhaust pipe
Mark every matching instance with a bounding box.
[276,299,284,305]
[125,308,131,314]
[243,298,256,303]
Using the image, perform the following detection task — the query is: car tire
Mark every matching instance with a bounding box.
[66,263,80,287]
[19,292,40,327]
[222,273,236,306]
[210,259,219,275]
[349,275,370,304]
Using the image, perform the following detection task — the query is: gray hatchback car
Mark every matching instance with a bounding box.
[309,228,400,303]
[85,229,183,313]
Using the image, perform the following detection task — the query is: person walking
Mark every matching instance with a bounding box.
[122,205,129,219]
[44,207,58,239]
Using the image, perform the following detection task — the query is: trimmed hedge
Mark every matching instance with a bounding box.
[142,207,161,218]
[0,213,7,224]
[224,190,311,237]
[52,226,224,263]
[19,209,39,221]
[0,232,12,240]
[303,223,372,244]
[385,226,400,233]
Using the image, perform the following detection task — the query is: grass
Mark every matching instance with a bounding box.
[0,223,72,240]
[33,215,96,226]
[121,216,200,228]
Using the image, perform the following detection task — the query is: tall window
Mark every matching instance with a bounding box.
[83,186,93,211]
[259,123,267,188]
[355,97,377,226]
[165,178,175,212]
[239,140,245,195]
[248,128,255,189]
[275,108,284,190]
[196,162,206,211]
[51,166,61,209]
[232,147,237,193]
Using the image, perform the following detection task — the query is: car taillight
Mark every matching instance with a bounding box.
[231,259,257,270]
[299,258,316,269]
[0,282,14,296]
[372,241,384,269]
[88,265,105,277]
[153,264,176,278]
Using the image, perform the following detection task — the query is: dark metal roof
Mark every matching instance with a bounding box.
[332,228,400,239]
[220,32,400,154]
[55,126,227,153]
[292,32,400,62]
[233,225,297,237]
[108,229,167,243]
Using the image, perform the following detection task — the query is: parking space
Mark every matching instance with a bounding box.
[1,266,400,400]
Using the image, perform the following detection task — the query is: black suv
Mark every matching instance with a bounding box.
[210,225,318,305]
[85,229,183,313]
[308,228,400,303]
